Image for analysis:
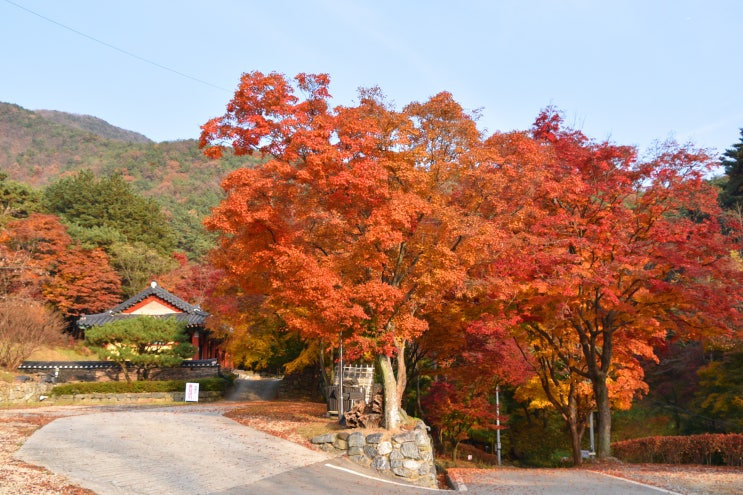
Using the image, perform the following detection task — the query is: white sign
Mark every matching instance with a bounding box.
[185,382,200,402]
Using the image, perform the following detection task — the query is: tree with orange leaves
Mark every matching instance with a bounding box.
[201,72,487,429]
[486,109,743,459]
[1,213,121,320]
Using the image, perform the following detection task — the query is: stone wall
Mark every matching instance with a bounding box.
[0,378,223,405]
[310,421,437,488]
[17,359,219,383]
[51,390,223,404]
[0,380,54,404]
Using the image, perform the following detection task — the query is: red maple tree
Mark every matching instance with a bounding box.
[486,109,743,459]
[1,213,121,318]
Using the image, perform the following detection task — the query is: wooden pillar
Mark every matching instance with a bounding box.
[191,330,200,360]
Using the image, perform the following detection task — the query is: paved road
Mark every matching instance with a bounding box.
[14,379,682,495]
[15,404,432,495]
[225,376,281,401]
[452,468,683,494]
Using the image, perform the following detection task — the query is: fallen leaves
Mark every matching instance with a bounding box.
[0,411,96,495]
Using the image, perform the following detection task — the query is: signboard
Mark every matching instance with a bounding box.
[185,382,200,402]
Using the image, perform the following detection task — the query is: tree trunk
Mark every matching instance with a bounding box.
[317,340,330,399]
[378,354,401,430]
[120,362,131,383]
[395,339,407,409]
[594,377,612,459]
[568,392,584,466]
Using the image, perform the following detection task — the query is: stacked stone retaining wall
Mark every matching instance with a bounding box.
[0,379,223,405]
[52,390,223,404]
[311,421,437,488]
[0,380,54,404]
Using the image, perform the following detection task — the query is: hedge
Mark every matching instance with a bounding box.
[612,433,743,466]
[51,377,228,396]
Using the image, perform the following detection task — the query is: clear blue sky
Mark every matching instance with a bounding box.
[2,0,741,161]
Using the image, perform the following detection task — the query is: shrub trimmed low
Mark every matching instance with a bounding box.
[612,433,743,466]
[51,377,227,396]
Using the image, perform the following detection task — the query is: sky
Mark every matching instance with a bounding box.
[1,0,742,161]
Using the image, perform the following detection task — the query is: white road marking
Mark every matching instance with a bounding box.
[324,463,443,491]
[593,471,685,495]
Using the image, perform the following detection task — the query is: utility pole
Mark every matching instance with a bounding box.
[496,385,502,466]
[338,331,345,425]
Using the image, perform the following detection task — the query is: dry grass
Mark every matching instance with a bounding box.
[26,344,97,361]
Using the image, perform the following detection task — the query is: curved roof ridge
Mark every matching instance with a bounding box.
[110,280,206,315]
[76,281,209,329]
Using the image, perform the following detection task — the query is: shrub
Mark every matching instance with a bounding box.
[51,377,227,396]
[612,433,743,466]
[457,442,499,466]
[0,297,65,370]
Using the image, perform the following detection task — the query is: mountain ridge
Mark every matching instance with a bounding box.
[34,109,153,144]
[0,101,254,259]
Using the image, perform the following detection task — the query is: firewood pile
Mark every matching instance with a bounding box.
[344,385,383,428]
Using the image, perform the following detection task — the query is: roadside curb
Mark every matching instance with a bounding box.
[446,471,468,492]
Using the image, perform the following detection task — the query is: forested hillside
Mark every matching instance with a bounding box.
[34,109,152,144]
[0,101,257,259]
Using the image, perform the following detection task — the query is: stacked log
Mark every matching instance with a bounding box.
[344,385,384,428]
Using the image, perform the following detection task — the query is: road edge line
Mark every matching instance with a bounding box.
[324,463,442,491]
[592,471,685,495]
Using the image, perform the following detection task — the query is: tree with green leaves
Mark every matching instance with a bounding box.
[109,241,178,297]
[721,129,743,210]
[42,170,177,254]
[84,316,195,382]
[0,173,41,221]
[693,340,743,433]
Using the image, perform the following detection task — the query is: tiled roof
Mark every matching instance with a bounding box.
[110,281,207,315]
[76,281,209,329]
[77,312,208,328]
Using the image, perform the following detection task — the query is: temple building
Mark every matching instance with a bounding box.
[76,281,230,367]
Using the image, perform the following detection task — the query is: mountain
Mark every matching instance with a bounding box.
[34,109,152,144]
[0,101,255,258]
[0,102,251,187]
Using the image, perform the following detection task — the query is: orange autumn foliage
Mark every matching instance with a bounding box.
[1,213,121,317]
[201,73,492,429]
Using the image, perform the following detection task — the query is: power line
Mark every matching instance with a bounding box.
[3,0,231,93]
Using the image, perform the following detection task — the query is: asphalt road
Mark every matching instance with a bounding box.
[13,378,683,495]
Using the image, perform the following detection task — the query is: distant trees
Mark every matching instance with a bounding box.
[0,173,41,220]
[42,170,177,254]
[43,246,122,318]
[720,129,743,209]
[108,242,177,298]
[0,213,122,317]
[694,340,743,433]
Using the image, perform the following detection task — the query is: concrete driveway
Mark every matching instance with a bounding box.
[15,406,433,495]
[15,403,681,495]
